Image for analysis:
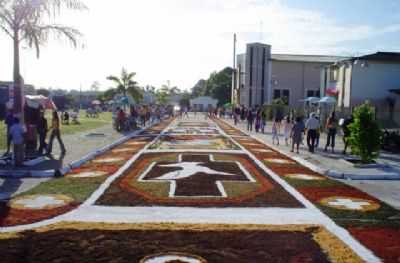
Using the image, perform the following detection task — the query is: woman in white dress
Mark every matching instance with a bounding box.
[283,116,293,146]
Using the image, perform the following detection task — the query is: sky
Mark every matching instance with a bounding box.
[1,0,400,92]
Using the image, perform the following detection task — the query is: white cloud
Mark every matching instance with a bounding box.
[0,0,399,92]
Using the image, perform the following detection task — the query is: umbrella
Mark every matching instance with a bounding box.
[92,100,102,105]
[25,95,57,110]
[319,96,337,104]
[299,97,320,103]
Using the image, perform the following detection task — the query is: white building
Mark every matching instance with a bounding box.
[232,43,345,108]
[190,96,218,112]
[322,52,400,110]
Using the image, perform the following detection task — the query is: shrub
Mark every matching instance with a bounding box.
[348,102,382,163]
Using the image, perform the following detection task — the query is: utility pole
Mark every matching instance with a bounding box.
[231,33,237,105]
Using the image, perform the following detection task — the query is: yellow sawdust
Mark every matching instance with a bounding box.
[313,227,364,263]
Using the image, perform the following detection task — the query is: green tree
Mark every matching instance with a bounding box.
[107,68,142,103]
[0,0,86,117]
[348,102,382,163]
[36,88,50,97]
[190,67,232,105]
[155,89,169,105]
[98,88,117,102]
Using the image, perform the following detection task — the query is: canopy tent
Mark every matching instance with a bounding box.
[319,96,337,104]
[25,95,57,110]
[299,97,320,103]
[91,100,102,105]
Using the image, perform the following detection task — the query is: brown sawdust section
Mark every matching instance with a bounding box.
[0,223,362,263]
[96,152,303,207]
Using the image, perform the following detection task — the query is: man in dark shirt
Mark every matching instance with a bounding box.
[37,111,48,155]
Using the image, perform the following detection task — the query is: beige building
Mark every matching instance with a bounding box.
[322,52,400,111]
[232,43,345,108]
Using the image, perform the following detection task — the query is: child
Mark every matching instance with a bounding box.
[291,117,305,154]
[272,118,279,145]
[283,116,292,146]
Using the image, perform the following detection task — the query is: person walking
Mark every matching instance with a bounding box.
[291,117,305,154]
[305,113,320,153]
[37,111,48,155]
[46,111,66,155]
[255,109,261,133]
[272,118,280,145]
[10,117,25,166]
[324,112,338,153]
[342,115,354,154]
[261,110,267,134]
[283,116,293,146]
[246,108,254,131]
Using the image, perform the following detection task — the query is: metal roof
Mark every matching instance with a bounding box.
[356,52,400,62]
[271,54,348,63]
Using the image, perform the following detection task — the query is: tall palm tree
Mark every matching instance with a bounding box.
[107,68,143,104]
[0,0,87,117]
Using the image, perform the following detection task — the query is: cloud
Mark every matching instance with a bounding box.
[0,0,399,91]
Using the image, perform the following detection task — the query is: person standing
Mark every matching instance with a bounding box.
[283,116,293,146]
[37,111,48,155]
[342,115,354,154]
[272,118,280,145]
[10,117,25,166]
[291,117,305,154]
[324,112,338,153]
[246,108,254,131]
[255,109,261,133]
[261,110,267,134]
[3,110,14,156]
[305,113,320,153]
[46,111,66,155]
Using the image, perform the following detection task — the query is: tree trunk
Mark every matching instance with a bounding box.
[13,29,25,164]
[13,30,23,121]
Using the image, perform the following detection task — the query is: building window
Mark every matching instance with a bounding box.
[307,90,320,98]
[273,89,281,100]
[273,89,289,105]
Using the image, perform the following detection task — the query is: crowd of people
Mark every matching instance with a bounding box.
[3,109,66,166]
[113,105,174,132]
[229,106,354,155]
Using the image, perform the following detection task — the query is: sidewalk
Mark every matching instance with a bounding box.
[224,118,400,209]
[0,124,140,200]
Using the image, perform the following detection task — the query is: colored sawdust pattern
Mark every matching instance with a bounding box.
[96,152,303,207]
[0,223,362,263]
[215,117,400,262]
[149,135,239,150]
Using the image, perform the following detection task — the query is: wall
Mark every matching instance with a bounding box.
[271,61,325,107]
[351,61,400,106]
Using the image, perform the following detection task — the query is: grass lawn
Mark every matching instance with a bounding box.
[0,111,112,150]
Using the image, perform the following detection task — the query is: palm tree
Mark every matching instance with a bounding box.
[0,0,87,118]
[107,68,143,105]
